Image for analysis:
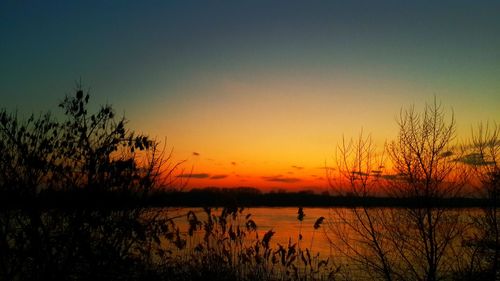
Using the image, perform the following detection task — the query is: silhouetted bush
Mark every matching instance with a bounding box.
[0,87,179,280]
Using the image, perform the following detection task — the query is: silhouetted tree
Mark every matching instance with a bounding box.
[462,123,500,280]
[385,100,466,281]
[327,131,396,281]
[327,100,468,281]
[0,86,183,280]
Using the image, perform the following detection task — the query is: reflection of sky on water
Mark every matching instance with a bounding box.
[162,206,481,279]
[166,207,335,257]
[249,207,335,257]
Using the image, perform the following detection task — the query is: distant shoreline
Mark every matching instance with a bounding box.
[153,190,490,208]
[0,188,492,209]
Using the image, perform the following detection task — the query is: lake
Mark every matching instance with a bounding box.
[164,206,480,259]
[158,206,492,280]
[2,205,489,280]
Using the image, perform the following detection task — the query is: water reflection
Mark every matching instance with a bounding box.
[169,208,330,245]
[164,207,488,281]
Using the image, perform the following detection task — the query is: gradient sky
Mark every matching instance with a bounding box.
[1,1,499,191]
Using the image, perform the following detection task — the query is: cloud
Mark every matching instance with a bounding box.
[455,153,494,166]
[231,161,237,166]
[262,175,301,183]
[177,173,210,179]
[291,165,304,170]
[192,152,200,156]
[176,173,229,180]
[310,175,325,180]
[316,166,335,170]
[382,174,399,180]
[210,174,228,180]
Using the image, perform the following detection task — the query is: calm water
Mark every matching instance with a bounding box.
[245,207,334,255]
[167,207,332,253]
[158,206,485,280]
[164,206,478,258]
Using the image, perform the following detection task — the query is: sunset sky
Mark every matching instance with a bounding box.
[1,1,499,191]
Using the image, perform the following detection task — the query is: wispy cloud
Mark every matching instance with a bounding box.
[231,161,237,166]
[291,165,304,170]
[262,175,301,183]
[192,152,200,156]
[455,153,494,166]
[177,173,209,179]
[382,174,399,180]
[210,174,228,180]
[176,173,229,180]
[316,166,335,170]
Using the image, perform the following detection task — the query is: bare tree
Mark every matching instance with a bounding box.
[463,123,500,280]
[327,132,396,281]
[387,100,464,199]
[387,100,467,281]
[328,131,385,197]
[327,100,467,281]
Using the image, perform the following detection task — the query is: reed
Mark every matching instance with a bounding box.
[153,207,338,281]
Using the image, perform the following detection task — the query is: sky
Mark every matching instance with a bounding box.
[1,1,499,191]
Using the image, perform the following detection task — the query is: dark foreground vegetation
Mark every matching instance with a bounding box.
[1,87,499,281]
[0,88,336,281]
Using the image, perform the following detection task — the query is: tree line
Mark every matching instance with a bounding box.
[147,187,488,208]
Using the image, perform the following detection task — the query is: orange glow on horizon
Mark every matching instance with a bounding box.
[173,160,331,193]
[135,73,498,193]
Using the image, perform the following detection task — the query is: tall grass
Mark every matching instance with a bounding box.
[154,207,338,281]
